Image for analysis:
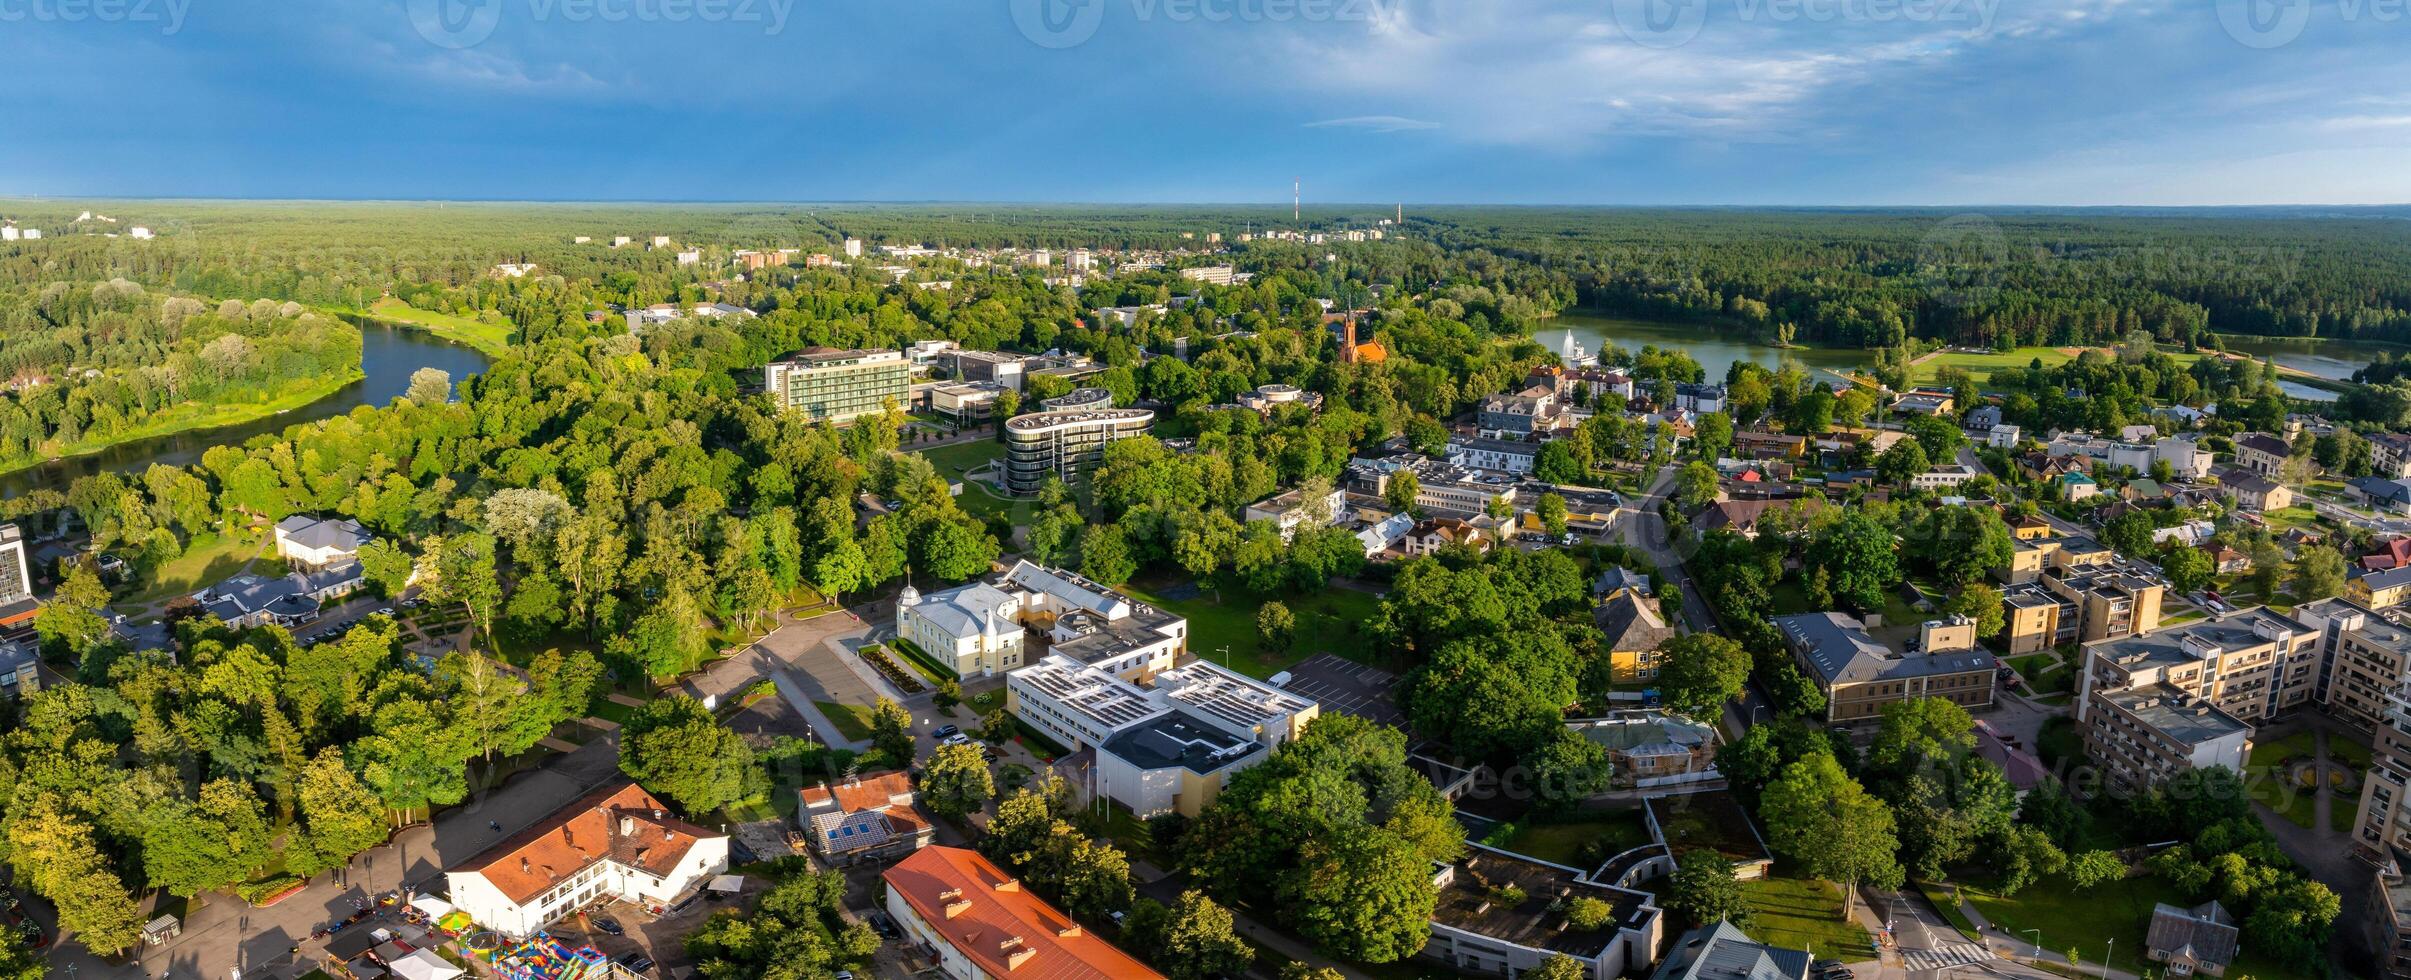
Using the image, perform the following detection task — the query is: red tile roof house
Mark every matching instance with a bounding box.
[798,770,935,867]
[443,782,729,939]
[884,846,1163,979]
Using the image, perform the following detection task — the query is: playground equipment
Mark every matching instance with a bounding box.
[477,932,611,980]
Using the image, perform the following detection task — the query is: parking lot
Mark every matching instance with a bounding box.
[1280,654,1405,727]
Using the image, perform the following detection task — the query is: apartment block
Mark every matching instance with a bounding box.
[1773,613,1997,723]
[764,347,910,425]
[1003,409,1154,495]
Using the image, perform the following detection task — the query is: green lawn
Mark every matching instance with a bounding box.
[2333,737,2374,770]
[915,438,1005,477]
[1500,812,1654,867]
[1915,347,2079,385]
[363,297,515,355]
[2247,732,2321,827]
[2004,652,2073,697]
[1742,874,1877,962]
[815,700,878,741]
[114,530,268,608]
[1965,873,2309,980]
[1123,578,1386,679]
[1916,881,1981,940]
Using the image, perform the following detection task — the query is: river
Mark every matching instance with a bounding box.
[1529,312,1871,386]
[2213,334,2402,384]
[0,319,492,498]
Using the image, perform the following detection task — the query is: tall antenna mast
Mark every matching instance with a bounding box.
[1294,178,1301,223]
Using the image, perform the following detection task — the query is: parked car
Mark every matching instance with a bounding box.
[592,916,625,936]
[615,952,655,976]
[933,724,961,739]
[377,607,395,616]
[869,912,901,940]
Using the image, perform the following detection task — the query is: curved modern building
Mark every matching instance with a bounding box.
[1004,408,1154,495]
[1040,386,1114,412]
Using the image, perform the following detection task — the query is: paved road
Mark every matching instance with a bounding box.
[1620,464,1775,735]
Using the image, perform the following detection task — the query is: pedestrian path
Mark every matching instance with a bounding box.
[1901,942,1994,972]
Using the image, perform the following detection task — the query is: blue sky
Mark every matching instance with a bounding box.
[2,0,2407,205]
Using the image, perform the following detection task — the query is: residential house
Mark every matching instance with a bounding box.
[1570,712,1719,789]
[2061,471,2101,502]
[1478,386,1566,440]
[900,562,1187,681]
[1650,921,1810,980]
[274,514,372,569]
[1988,424,2023,449]
[1243,486,1348,541]
[2351,566,2411,610]
[2367,538,2411,573]
[2353,477,2411,516]
[1911,465,1982,491]
[2219,471,2294,513]
[1694,497,1825,539]
[1773,613,1997,723]
[1595,590,1677,683]
[445,782,730,939]
[1672,383,1726,414]
[2158,437,2216,480]
[2372,433,2411,479]
[884,846,1163,980]
[2233,432,2293,478]
[797,770,935,867]
[1448,437,1541,476]
[1732,430,1807,461]
[2146,902,2240,978]
[197,563,366,628]
[1405,518,1492,556]
[2203,545,2249,575]
[1892,387,1956,418]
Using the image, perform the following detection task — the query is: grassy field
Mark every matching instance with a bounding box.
[113,530,269,608]
[362,297,516,355]
[2247,732,2321,828]
[1124,577,1386,679]
[1916,881,1982,940]
[1742,874,1877,962]
[1915,345,2213,387]
[912,439,1034,525]
[1965,873,2308,980]
[1499,811,1654,867]
[815,700,878,741]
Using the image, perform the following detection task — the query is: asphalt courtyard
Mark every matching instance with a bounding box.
[1280,654,1404,727]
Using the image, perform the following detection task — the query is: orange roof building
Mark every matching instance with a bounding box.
[798,770,935,866]
[444,781,730,938]
[882,846,1163,979]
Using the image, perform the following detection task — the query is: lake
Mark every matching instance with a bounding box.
[2214,334,2402,383]
[0,319,492,497]
[1529,313,1871,386]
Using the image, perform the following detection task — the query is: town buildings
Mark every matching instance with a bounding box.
[764,348,911,425]
[0,525,38,698]
[2074,607,2317,791]
[927,381,1009,422]
[275,514,371,569]
[942,349,1028,391]
[1595,589,1677,683]
[444,782,730,939]
[1773,613,1997,723]
[1423,845,1666,980]
[1002,408,1154,495]
[883,846,1162,980]
[1235,383,1322,415]
[1568,711,1719,789]
[2145,902,2241,978]
[1006,655,1314,817]
[1038,387,1113,412]
[900,562,1187,680]
[797,770,935,867]
[1242,485,1349,540]
[1650,921,1811,980]
[2232,432,2293,477]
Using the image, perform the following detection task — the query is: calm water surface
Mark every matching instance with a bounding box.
[0,319,490,497]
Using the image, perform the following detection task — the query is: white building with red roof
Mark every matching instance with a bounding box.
[443,782,729,938]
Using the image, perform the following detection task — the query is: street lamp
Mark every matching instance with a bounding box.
[2023,929,2042,957]
[2104,938,2115,979]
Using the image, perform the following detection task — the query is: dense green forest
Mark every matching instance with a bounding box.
[0,280,361,470]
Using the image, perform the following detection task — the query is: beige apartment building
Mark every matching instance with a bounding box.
[1774,613,1997,723]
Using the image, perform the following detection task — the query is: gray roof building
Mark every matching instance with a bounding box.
[2146,901,2240,975]
[1650,920,1812,980]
